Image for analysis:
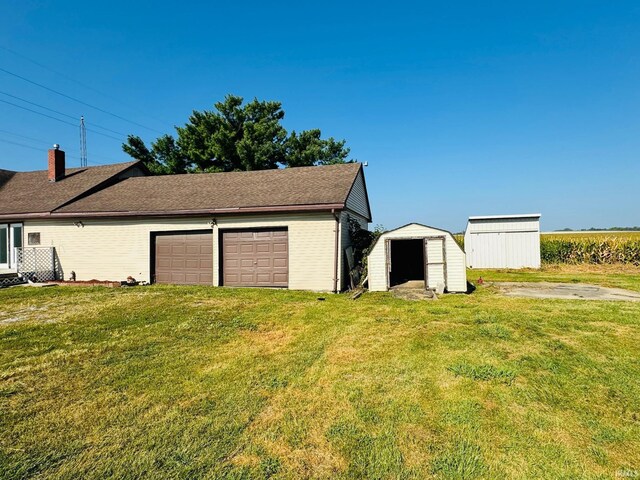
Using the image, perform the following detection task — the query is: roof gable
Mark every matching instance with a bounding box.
[0,161,141,218]
[369,222,459,252]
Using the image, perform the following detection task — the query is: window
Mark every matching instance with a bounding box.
[28,232,41,246]
[0,226,7,265]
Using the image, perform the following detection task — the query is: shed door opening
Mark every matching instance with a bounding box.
[389,239,425,287]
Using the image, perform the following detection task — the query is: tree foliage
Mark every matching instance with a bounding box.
[122,95,352,173]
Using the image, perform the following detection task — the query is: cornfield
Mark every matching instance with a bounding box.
[540,232,640,265]
[455,232,640,265]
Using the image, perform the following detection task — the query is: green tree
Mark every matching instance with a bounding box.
[122,95,352,173]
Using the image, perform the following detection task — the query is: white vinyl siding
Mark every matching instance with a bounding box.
[23,212,339,291]
[425,237,445,289]
[368,224,467,293]
[464,215,541,268]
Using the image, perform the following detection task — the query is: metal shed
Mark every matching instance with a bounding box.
[464,214,541,269]
[367,223,467,293]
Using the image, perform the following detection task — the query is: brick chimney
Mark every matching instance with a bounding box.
[48,144,65,182]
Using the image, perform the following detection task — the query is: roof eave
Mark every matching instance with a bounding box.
[4,203,346,220]
[468,213,541,221]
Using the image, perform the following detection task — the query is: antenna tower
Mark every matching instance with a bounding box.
[79,116,87,167]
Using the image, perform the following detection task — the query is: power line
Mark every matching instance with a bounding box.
[0,98,124,142]
[0,128,49,146]
[0,90,128,137]
[0,45,171,126]
[0,137,108,166]
[0,66,164,134]
[0,127,128,164]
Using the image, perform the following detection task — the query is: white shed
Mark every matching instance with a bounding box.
[367,223,467,293]
[464,214,541,269]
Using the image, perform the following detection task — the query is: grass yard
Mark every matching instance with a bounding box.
[1,267,639,479]
[470,264,640,293]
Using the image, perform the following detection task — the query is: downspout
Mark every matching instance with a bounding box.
[332,209,340,293]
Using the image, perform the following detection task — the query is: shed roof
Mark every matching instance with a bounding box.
[368,222,459,251]
[468,213,541,221]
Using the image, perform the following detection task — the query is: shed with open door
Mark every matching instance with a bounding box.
[367,223,467,293]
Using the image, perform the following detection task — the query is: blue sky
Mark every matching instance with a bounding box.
[1,1,639,232]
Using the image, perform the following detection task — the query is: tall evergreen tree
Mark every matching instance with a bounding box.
[122,95,352,173]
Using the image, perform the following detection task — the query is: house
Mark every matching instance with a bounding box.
[367,223,467,293]
[464,214,541,269]
[0,146,371,291]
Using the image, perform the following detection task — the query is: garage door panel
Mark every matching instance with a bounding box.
[224,273,239,283]
[222,229,288,287]
[225,244,239,254]
[273,258,287,268]
[273,273,288,283]
[240,244,254,254]
[257,258,272,266]
[273,242,287,253]
[155,232,213,285]
[185,258,200,269]
[256,243,271,253]
[225,258,239,268]
[157,257,171,268]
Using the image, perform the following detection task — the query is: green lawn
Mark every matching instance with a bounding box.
[469,264,640,292]
[1,268,639,479]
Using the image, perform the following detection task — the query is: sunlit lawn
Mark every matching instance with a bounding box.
[1,267,639,479]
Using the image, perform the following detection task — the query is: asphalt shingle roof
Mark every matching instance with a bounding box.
[0,162,363,218]
[0,161,140,216]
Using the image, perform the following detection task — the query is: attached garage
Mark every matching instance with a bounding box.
[4,148,372,291]
[367,223,467,293]
[464,214,541,269]
[221,229,288,287]
[154,231,213,285]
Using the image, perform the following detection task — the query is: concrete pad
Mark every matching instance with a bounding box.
[392,280,426,289]
[390,281,438,301]
[494,282,640,302]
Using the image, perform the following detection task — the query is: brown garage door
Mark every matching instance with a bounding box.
[222,229,288,287]
[155,232,213,285]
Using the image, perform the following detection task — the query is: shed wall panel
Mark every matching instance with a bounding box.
[466,218,540,234]
[465,216,540,268]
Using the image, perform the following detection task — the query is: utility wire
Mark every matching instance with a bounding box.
[0,90,128,137]
[0,127,129,164]
[0,98,125,142]
[0,66,164,134]
[0,137,108,165]
[0,45,171,126]
[0,128,49,146]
